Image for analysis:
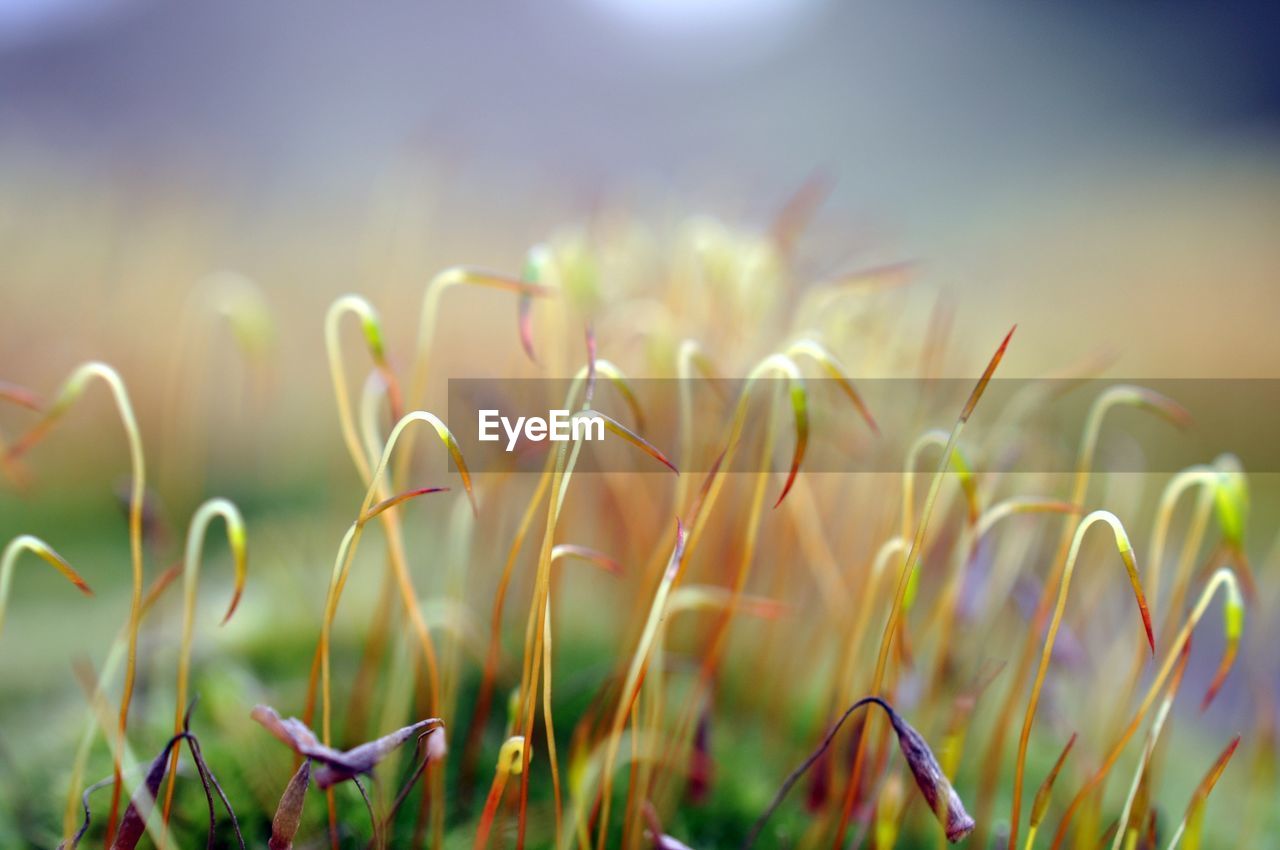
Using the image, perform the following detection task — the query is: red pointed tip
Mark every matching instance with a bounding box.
[654,450,680,477]
[994,325,1017,357]
[960,325,1017,423]
[852,398,880,437]
[1201,647,1238,711]
[221,588,244,626]
[774,463,800,509]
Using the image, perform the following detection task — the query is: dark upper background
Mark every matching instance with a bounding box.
[1,0,1279,378]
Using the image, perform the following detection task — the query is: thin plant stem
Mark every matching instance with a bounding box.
[833,327,1013,849]
[971,384,1188,847]
[159,498,248,830]
[0,535,93,637]
[1007,509,1155,850]
[1046,567,1243,849]
[9,362,147,847]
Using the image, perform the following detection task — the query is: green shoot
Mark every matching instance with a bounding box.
[8,362,147,845]
[973,383,1189,846]
[1008,509,1154,850]
[159,497,249,827]
[325,294,402,482]
[1047,567,1244,849]
[0,535,93,637]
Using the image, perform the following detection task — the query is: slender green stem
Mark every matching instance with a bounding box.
[160,498,248,830]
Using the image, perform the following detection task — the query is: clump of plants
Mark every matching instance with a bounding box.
[0,198,1273,850]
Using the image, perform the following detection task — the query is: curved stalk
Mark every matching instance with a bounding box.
[972,384,1189,847]
[923,497,1078,702]
[299,407,474,850]
[745,696,973,848]
[1146,465,1222,617]
[475,736,526,850]
[8,361,146,845]
[1047,567,1243,849]
[157,271,274,500]
[0,535,93,637]
[325,295,400,483]
[637,372,807,831]
[785,337,878,435]
[1008,510,1154,850]
[675,339,721,510]
[902,429,978,542]
[399,267,552,485]
[159,498,249,828]
[313,410,472,750]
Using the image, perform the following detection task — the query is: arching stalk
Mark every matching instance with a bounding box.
[398,267,552,485]
[0,535,92,637]
[1047,567,1243,849]
[8,362,146,846]
[971,384,1189,847]
[636,339,871,833]
[325,295,401,483]
[1008,510,1154,850]
[744,696,973,848]
[475,736,526,850]
[674,338,721,511]
[312,410,472,753]
[901,429,978,543]
[159,498,248,830]
[307,410,468,850]
[922,497,1078,704]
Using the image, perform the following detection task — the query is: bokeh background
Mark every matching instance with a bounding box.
[1,2,1278,848]
[3,0,1280,381]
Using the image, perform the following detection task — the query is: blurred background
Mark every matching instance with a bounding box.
[1,2,1278,847]
[2,0,1280,380]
